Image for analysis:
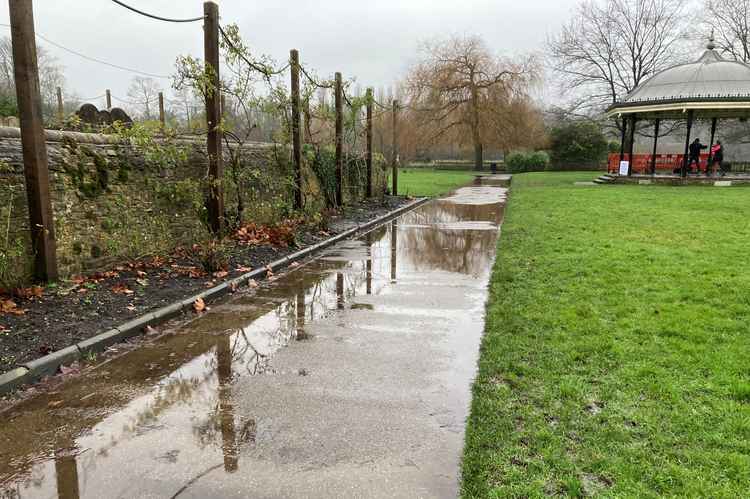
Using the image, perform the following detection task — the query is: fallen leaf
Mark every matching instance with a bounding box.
[111,283,134,295]
[235,266,252,273]
[60,363,80,376]
[213,270,229,279]
[229,282,238,293]
[14,286,43,300]
[135,278,149,287]
[0,299,26,316]
[76,288,88,294]
[136,270,147,278]
[48,400,64,408]
[248,279,259,288]
[193,297,207,313]
[265,265,274,276]
[145,325,159,335]
[70,275,86,285]
[289,261,300,268]
[0,324,7,332]
[126,305,137,312]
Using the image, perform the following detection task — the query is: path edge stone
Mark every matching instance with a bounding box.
[0,197,428,395]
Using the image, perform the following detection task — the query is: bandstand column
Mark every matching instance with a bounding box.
[682,110,694,178]
[619,117,627,163]
[651,119,660,176]
[626,114,637,176]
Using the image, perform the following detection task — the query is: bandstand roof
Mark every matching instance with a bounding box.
[607,38,750,119]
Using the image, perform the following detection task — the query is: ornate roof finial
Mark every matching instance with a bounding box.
[707,29,716,50]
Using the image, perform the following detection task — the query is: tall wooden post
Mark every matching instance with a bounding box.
[56,86,63,122]
[105,89,111,110]
[626,114,637,176]
[204,1,223,232]
[682,110,694,178]
[158,91,165,129]
[392,99,399,196]
[9,0,58,282]
[290,49,303,210]
[366,88,373,198]
[651,119,660,176]
[335,72,343,207]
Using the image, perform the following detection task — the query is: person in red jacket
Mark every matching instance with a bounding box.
[710,140,724,176]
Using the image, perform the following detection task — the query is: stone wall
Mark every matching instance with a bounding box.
[0,127,374,284]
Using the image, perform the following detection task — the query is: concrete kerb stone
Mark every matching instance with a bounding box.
[77,329,132,355]
[0,367,31,395]
[0,197,429,395]
[22,345,81,379]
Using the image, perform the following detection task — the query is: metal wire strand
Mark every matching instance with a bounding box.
[0,24,171,79]
[110,0,205,23]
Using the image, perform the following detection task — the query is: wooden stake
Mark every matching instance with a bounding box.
[56,86,63,122]
[105,89,111,110]
[392,99,399,196]
[158,91,165,129]
[9,0,58,281]
[366,88,373,198]
[335,72,343,207]
[204,1,223,232]
[290,49,303,210]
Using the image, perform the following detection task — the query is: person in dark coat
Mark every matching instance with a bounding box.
[711,140,725,176]
[688,138,707,174]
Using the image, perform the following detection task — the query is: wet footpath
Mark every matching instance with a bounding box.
[0,177,509,499]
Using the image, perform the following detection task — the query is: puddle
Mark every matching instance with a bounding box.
[0,179,507,499]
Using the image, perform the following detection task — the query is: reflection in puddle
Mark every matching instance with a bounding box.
[0,180,508,498]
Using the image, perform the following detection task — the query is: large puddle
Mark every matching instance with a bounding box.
[0,181,508,499]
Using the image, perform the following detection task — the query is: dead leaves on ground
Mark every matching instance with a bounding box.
[111,283,134,295]
[235,219,300,248]
[0,299,25,316]
[193,297,209,313]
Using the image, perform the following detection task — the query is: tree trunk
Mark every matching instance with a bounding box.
[471,84,483,171]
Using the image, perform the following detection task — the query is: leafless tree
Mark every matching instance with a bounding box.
[548,0,689,117]
[127,76,162,120]
[406,34,538,170]
[702,0,750,62]
[0,36,65,118]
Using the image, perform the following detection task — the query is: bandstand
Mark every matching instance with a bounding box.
[607,35,750,180]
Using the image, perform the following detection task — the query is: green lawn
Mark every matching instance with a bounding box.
[392,168,477,197]
[462,172,750,497]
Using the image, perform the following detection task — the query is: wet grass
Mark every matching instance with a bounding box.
[462,172,750,497]
[392,168,477,197]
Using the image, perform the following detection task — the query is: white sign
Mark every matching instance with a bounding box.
[619,160,630,175]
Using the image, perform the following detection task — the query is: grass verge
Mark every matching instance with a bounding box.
[462,172,750,497]
[391,168,478,197]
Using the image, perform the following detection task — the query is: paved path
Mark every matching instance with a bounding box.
[0,181,507,499]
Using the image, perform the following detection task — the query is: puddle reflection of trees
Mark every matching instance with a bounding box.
[1,225,392,499]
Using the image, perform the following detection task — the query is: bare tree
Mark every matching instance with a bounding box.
[406,34,537,170]
[0,36,65,118]
[702,0,750,62]
[127,76,162,120]
[548,0,689,117]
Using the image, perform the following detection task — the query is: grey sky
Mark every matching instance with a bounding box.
[0,0,581,109]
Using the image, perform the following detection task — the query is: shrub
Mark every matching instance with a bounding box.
[505,151,550,173]
[549,121,608,167]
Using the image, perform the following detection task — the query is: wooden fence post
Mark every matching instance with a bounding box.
[204,1,223,233]
[105,89,111,110]
[9,0,58,281]
[335,72,343,207]
[158,91,165,129]
[56,86,63,122]
[392,99,399,196]
[366,87,373,198]
[290,49,303,210]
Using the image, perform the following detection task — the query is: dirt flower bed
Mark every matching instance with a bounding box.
[0,197,408,374]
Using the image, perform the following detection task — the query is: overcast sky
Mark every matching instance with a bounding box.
[0,0,581,109]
